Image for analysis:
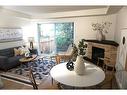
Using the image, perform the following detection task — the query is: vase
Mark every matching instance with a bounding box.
[102,34,106,40]
[74,55,85,75]
[96,31,105,41]
[96,31,102,41]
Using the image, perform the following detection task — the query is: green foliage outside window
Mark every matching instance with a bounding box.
[55,23,74,52]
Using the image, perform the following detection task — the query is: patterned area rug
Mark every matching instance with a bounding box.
[0,59,55,85]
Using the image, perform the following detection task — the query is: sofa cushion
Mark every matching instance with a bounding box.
[2,56,22,70]
[0,48,14,57]
[0,56,8,64]
[0,47,23,71]
[0,56,8,71]
[8,56,22,64]
[19,46,30,55]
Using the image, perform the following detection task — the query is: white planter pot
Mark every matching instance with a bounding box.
[74,55,85,75]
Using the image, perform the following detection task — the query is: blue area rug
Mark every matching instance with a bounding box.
[0,59,56,85]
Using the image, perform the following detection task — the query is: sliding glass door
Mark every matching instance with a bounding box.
[38,22,74,55]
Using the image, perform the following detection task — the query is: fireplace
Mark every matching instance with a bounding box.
[92,47,105,64]
[84,40,118,66]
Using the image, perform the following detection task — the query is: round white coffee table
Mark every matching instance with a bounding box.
[50,61,105,87]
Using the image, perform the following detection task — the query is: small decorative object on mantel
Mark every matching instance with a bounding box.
[74,39,87,75]
[92,22,112,41]
[66,60,74,71]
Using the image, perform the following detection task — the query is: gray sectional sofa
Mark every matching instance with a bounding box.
[0,47,23,71]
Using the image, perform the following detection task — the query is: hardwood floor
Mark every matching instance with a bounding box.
[0,75,58,89]
[1,77,32,89]
[0,74,119,90]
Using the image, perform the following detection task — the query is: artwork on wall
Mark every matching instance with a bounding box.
[0,27,22,43]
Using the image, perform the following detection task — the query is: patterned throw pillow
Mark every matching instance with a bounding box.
[19,46,30,55]
[14,48,21,56]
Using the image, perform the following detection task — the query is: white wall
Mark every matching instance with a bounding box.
[33,14,116,46]
[115,7,127,44]
[0,41,24,49]
[0,15,30,27]
[74,14,116,45]
[22,22,38,49]
[0,15,31,50]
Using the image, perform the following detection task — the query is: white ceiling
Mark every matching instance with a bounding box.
[0,6,122,19]
[2,6,107,15]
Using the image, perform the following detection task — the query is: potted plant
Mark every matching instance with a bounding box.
[71,39,87,61]
[78,39,87,56]
[74,39,87,75]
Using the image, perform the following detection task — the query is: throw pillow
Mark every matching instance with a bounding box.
[19,46,30,55]
[14,48,21,56]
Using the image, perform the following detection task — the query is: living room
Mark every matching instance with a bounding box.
[0,4,127,91]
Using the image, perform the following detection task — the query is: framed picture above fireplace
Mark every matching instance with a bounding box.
[0,27,22,43]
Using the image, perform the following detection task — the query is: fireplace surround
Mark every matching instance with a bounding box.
[84,40,119,65]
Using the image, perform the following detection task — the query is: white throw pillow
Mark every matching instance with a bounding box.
[19,46,30,55]
[14,48,21,56]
